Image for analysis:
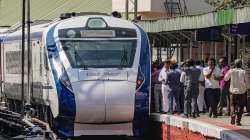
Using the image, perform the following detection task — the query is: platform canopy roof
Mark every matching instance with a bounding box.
[0,0,112,26]
[137,6,250,32]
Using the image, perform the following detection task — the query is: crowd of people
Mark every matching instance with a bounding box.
[151,57,250,126]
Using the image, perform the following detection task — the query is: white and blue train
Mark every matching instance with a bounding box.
[0,13,151,137]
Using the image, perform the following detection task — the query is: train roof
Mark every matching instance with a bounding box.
[55,15,138,31]
[2,14,139,41]
[2,21,53,41]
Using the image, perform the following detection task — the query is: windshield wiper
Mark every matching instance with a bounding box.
[74,51,88,70]
[119,48,128,69]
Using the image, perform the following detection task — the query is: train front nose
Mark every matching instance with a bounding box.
[72,71,135,124]
[72,81,106,123]
[104,81,135,122]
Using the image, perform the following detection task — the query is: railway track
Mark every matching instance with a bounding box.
[0,109,56,140]
[0,109,152,140]
[72,136,144,140]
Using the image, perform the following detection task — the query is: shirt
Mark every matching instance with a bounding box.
[203,66,222,89]
[196,65,203,71]
[167,69,181,87]
[224,68,250,94]
[219,65,230,89]
[152,69,161,85]
[158,67,169,85]
[180,66,204,83]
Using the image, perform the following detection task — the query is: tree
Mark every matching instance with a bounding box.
[205,0,250,10]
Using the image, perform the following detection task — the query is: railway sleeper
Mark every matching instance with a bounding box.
[0,112,56,139]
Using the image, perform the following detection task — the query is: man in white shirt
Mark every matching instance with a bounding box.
[224,59,250,126]
[196,60,206,113]
[203,58,222,118]
[158,60,171,113]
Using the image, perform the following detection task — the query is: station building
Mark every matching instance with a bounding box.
[113,0,250,66]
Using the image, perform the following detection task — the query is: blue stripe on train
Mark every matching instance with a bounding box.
[46,25,76,137]
[4,32,43,42]
[133,25,151,136]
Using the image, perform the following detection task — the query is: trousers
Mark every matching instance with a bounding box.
[154,84,162,112]
[184,86,199,115]
[206,88,220,116]
[197,85,205,112]
[168,86,181,113]
[230,93,246,123]
[218,87,230,115]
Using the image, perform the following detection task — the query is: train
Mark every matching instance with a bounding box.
[0,13,151,137]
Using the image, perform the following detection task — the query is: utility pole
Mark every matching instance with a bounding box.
[26,0,31,111]
[125,0,129,20]
[21,0,26,115]
[134,0,138,20]
[0,0,2,103]
[0,38,2,101]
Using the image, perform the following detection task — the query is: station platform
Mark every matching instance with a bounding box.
[150,113,250,140]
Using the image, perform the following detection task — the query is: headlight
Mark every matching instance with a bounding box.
[87,18,107,28]
[66,30,76,38]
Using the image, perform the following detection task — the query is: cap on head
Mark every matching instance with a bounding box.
[170,57,177,65]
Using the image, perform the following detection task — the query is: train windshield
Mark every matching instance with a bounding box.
[61,40,137,68]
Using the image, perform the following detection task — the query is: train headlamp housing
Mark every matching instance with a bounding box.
[66,30,76,38]
[136,67,145,90]
[87,18,107,28]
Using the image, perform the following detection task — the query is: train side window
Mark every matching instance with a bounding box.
[44,50,49,70]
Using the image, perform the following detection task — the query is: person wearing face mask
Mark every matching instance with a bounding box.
[203,57,222,118]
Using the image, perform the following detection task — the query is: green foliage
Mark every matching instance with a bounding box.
[217,0,250,10]
[205,0,250,10]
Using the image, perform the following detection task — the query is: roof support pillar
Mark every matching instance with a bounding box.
[214,42,218,60]
[222,33,233,63]
[223,38,227,57]
[209,42,213,58]
[177,44,181,63]
[237,35,247,60]
[228,39,232,63]
[189,41,193,58]
[178,31,193,60]
[242,35,246,58]
[237,36,241,59]
[241,35,246,64]
[201,42,204,61]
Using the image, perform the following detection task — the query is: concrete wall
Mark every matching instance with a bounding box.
[112,0,215,19]
[185,0,214,15]
[151,0,168,13]
[112,0,151,12]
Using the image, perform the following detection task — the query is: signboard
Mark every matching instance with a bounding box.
[197,27,223,42]
[230,23,250,35]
